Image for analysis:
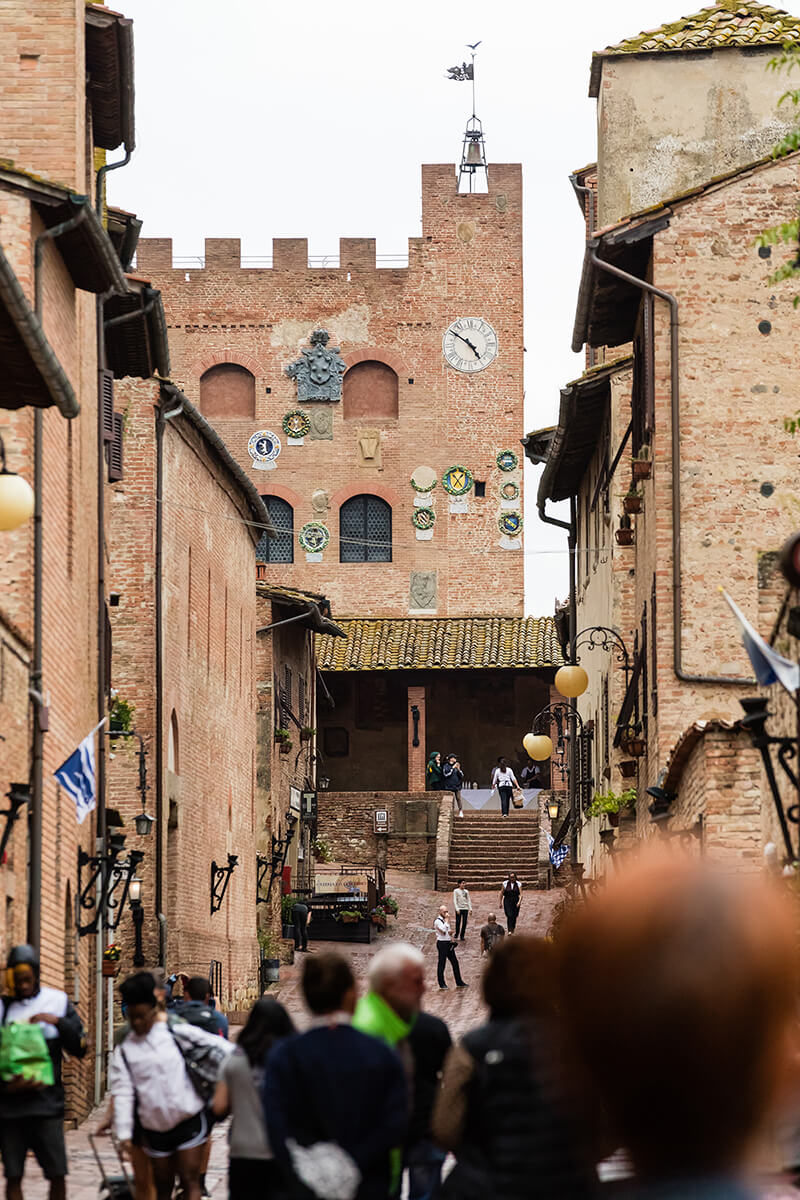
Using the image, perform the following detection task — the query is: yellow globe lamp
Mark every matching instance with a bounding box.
[523,732,553,761]
[0,468,34,531]
[555,664,589,699]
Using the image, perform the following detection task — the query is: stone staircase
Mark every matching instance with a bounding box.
[446,809,540,892]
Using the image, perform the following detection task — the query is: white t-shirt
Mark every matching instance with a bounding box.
[434,916,452,942]
[2,986,68,1040]
[493,767,517,788]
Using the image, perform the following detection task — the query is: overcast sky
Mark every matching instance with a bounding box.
[110,0,750,616]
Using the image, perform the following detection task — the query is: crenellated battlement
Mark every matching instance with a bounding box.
[136,163,522,276]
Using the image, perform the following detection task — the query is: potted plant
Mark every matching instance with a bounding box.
[109,697,134,734]
[102,943,121,977]
[274,728,293,754]
[632,448,652,482]
[300,726,316,743]
[616,514,634,546]
[370,905,387,928]
[258,928,280,984]
[623,488,642,515]
[618,759,638,779]
[381,896,399,917]
[312,836,332,863]
[337,909,362,924]
[620,730,646,757]
[586,787,636,828]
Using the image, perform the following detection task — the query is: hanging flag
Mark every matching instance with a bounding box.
[720,588,800,695]
[548,834,569,871]
[54,721,104,824]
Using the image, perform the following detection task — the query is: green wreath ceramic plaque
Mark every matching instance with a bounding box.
[282,411,311,439]
[298,522,330,553]
[442,466,474,496]
[498,511,522,537]
[496,449,519,472]
[412,507,436,531]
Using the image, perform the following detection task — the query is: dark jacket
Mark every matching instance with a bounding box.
[173,999,228,1037]
[442,1017,596,1200]
[407,1012,451,1148]
[263,1023,408,1200]
[624,1183,754,1200]
[0,990,87,1119]
[442,763,464,791]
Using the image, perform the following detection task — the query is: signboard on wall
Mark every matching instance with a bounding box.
[374,809,389,833]
[289,786,302,814]
[314,870,370,897]
[302,791,317,821]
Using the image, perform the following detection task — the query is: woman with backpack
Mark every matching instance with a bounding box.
[110,972,233,1200]
[212,997,295,1200]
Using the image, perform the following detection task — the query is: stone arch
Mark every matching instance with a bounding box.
[329,482,401,510]
[193,350,264,378]
[199,363,255,419]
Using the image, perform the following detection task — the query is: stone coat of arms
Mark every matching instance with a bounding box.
[285,330,346,403]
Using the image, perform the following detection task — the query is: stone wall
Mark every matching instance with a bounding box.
[136,162,524,619]
[318,791,441,874]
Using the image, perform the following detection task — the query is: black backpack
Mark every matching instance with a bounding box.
[173,1001,219,1036]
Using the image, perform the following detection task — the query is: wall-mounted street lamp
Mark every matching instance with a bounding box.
[523,702,593,852]
[210,854,238,915]
[739,696,800,862]
[106,728,152,836]
[0,434,34,532]
[77,834,144,938]
[129,877,144,967]
[0,783,31,863]
[257,813,298,905]
[547,797,560,822]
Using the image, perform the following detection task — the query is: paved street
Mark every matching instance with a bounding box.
[16,875,800,1199]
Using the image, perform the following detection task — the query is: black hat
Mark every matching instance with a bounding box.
[7,944,39,970]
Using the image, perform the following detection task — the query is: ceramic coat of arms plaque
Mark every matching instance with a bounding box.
[442,466,474,497]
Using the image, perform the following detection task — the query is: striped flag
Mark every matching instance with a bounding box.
[720,588,800,695]
[54,721,104,824]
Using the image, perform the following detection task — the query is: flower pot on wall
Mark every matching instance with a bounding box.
[623,495,642,514]
[622,736,646,758]
[615,528,634,546]
[607,811,620,828]
[279,742,291,755]
[632,460,652,482]
[618,760,637,779]
[101,961,118,978]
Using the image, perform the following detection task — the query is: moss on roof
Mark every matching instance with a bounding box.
[590,1,800,94]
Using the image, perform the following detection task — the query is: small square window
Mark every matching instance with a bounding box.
[474,480,486,498]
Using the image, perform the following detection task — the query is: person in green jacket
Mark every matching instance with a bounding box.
[353,944,425,1196]
[426,751,444,791]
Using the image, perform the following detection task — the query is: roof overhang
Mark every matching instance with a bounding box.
[537,358,632,506]
[37,194,129,295]
[105,277,170,379]
[85,6,135,151]
[0,239,78,416]
[521,426,556,466]
[256,583,346,638]
[106,206,142,272]
[572,215,670,353]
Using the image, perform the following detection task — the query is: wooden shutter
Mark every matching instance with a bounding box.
[99,369,114,443]
[108,412,123,482]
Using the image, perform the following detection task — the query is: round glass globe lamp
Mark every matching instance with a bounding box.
[555,664,589,698]
[523,732,553,761]
[0,470,34,531]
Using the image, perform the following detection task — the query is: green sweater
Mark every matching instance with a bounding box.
[352,991,413,1047]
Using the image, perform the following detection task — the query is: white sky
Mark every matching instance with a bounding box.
[109,0,727,616]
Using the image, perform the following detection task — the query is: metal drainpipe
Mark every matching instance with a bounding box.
[588,249,755,687]
[95,149,132,216]
[29,210,87,951]
[155,387,184,963]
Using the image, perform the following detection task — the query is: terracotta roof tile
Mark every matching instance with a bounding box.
[590,1,800,95]
[315,616,563,671]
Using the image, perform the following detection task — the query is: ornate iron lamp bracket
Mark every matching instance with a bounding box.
[77,838,143,937]
[210,853,238,915]
[573,626,631,683]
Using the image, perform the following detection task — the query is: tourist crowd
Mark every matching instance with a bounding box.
[3,856,800,1200]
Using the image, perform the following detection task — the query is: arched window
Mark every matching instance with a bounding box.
[342,361,399,421]
[199,364,255,419]
[340,495,391,563]
[257,496,294,563]
[168,710,179,775]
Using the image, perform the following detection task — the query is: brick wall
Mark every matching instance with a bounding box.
[318,791,440,874]
[136,163,524,619]
[669,728,763,864]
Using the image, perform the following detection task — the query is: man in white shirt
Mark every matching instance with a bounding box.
[434,907,467,991]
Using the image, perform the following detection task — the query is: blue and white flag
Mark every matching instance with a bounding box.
[548,834,569,870]
[720,588,800,695]
[54,720,104,824]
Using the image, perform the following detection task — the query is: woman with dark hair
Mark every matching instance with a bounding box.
[432,936,596,1200]
[212,997,295,1200]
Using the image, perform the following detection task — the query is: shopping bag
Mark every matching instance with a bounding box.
[511,787,525,809]
[0,1021,55,1085]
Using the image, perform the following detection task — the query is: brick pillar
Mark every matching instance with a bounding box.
[408,686,426,790]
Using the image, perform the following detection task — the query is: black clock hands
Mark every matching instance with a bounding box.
[453,331,481,358]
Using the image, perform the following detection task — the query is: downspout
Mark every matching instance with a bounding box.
[95,148,132,217]
[588,249,755,687]
[29,209,87,951]
[155,385,185,964]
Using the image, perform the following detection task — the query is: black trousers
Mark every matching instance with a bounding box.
[293,909,308,950]
[499,786,513,816]
[437,940,464,987]
[455,909,469,939]
[503,900,520,933]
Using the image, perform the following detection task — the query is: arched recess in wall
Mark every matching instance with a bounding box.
[199,364,255,419]
[342,361,398,421]
[168,710,179,775]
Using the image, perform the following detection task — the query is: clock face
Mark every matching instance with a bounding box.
[443,317,498,373]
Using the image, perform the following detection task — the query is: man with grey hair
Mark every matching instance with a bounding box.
[353,944,451,1200]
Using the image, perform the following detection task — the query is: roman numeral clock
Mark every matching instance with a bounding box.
[442,317,498,373]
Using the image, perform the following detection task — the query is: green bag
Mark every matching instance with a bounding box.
[0,1021,55,1085]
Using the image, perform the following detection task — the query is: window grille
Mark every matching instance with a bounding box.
[257,496,293,562]
[340,495,392,563]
